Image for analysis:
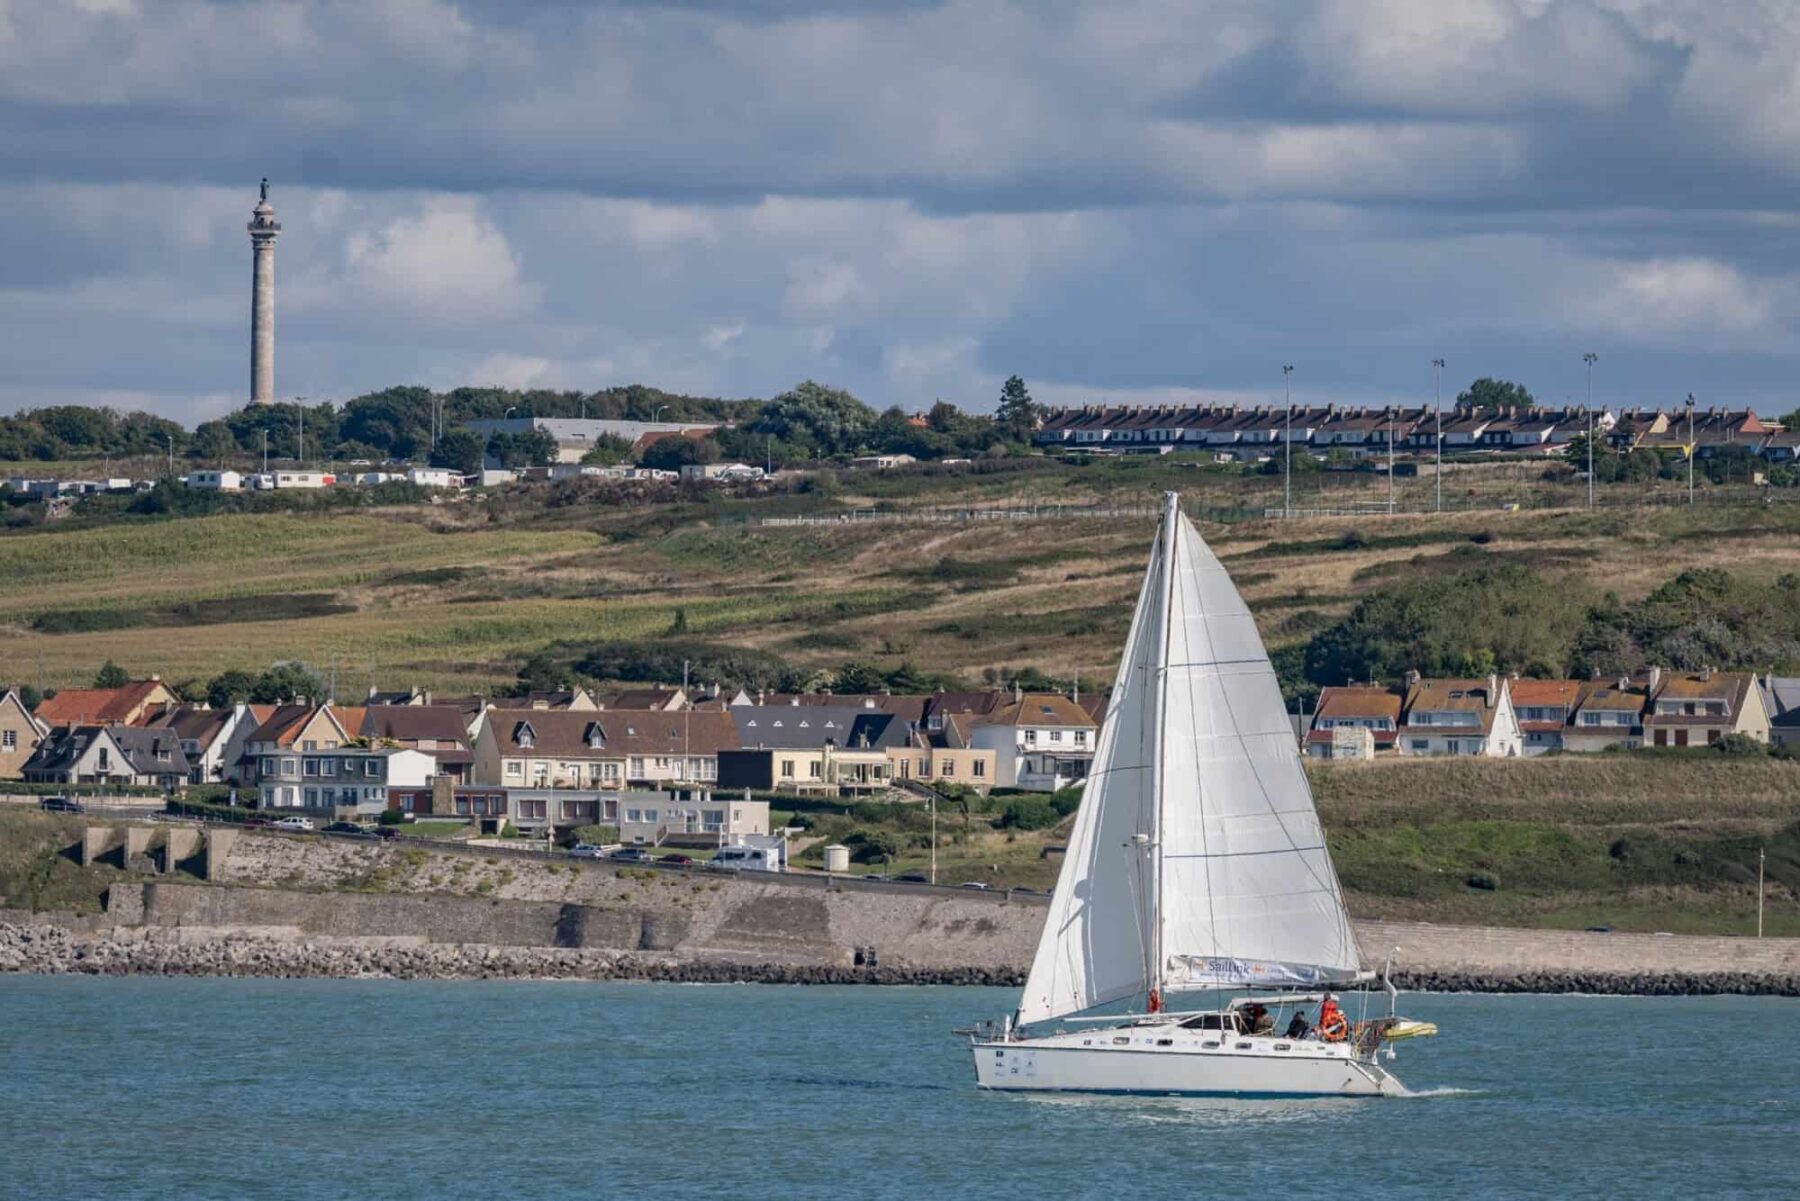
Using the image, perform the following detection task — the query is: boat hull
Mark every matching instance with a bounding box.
[971,1030,1405,1098]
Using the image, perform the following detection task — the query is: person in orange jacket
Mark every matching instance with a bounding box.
[1317,994,1349,1043]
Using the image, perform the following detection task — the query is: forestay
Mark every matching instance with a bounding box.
[1015,493,1359,1028]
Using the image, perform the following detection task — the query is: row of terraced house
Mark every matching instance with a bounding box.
[1034,403,1799,464]
[0,679,1106,832]
[1306,667,1799,759]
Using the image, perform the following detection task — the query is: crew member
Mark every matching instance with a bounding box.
[1316,994,1349,1043]
[1242,1003,1274,1036]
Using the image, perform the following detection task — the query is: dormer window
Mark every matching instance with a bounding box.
[514,721,535,749]
[584,723,604,750]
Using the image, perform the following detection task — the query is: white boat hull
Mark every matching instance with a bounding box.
[972,1026,1406,1098]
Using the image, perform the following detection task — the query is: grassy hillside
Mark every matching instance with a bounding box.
[2,462,1798,694]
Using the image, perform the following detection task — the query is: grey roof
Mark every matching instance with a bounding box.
[27,724,189,777]
[1766,677,1800,726]
[464,417,716,443]
[728,705,902,751]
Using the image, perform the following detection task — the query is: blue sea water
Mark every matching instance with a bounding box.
[1,978,1795,1200]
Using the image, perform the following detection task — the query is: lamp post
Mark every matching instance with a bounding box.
[654,404,670,424]
[1386,403,1395,514]
[1432,359,1445,512]
[1583,353,1598,509]
[1282,364,1295,519]
[1686,393,1696,505]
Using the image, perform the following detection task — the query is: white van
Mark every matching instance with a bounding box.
[707,845,782,873]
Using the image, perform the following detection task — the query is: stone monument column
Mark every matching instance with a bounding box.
[247,179,281,405]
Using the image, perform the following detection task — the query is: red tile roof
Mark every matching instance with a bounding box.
[35,680,175,727]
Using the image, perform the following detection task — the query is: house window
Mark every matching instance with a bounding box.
[303,760,318,777]
[401,795,415,812]
[972,760,985,778]
[808,761,822,778]
[1024,730,1037,745]
[282,760,297,777]
[1707,730,1720,745]
[1410,739,1429,751]
[321,759,336,777]
[506,761,522,777]
[780,760,795,779]
[455,799,470,815]
[304,788,318,805]
[629,757,646,777]
[602,762,620,781]
[1,731,14,751]
[627,809,642,822]
[1074,731,1087,746]
[941,758,955,777]
[97,747,110,771]
[365,761,379,777]
[1049,730,1062,743]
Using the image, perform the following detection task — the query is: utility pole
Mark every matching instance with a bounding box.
[930,790,938,885]
[166,433,174,479]
[297,398,306,467]
[1386,403,1395,514]
[1432,359,1445,512]
[1686,393,1696,505]
[262,429,269,474]
[1758,846,1766,938]
[1282,364,1295,519]
[1583,353,1598,509]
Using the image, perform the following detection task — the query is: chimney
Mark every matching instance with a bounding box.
[1617,675,1629,691]
[1701,665,1713,681]
[1404,669,1421,688]
[1647,665,1662,695]
[1486,673,1499,707]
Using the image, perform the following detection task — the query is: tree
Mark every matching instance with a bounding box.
[189,420,240,463]
[751,381,875,458]
[995,375,1042,442]
[486,429,557,469]
[206,669,258,710]
[580,434,637,466]
[833,661,887,693]
[641,434,721,472]
[1455,378,1536,410]
[250,663,326,704]
[93,659,129,688]
[169,678,207,703]
[432,429,485,476]
[512,652,571,696]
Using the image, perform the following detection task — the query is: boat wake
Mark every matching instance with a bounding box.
[1401,1086,1482,1099]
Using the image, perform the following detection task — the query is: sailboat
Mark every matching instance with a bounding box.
[969,493,1435,1098]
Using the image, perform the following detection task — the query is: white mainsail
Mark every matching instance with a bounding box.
[1016,493,1359,1027]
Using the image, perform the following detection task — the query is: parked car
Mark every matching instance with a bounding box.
[371,825,399,840]
[323,821,369,836]
[894,873,929,884]
[611,847,654,863]
[38,797,83,814]
[271,816,314,832]
[661,854,694,866]
[568,843,609,859]
[959,881,990,890]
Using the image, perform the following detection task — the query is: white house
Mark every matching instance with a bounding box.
[970,692,1099,790]
[680,462,765,482]
[1397,674,1522,757]
[184,470,242,491]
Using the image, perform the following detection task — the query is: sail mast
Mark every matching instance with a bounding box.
[1147,492,1180,1007]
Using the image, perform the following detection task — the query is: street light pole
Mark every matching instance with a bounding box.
[1432,358,1445,513]
[1583,353,1598,509]
[1686,393,1696,505]
[1386,403,1395,514]
[654,404,670,424]
[1282,364,1295,519]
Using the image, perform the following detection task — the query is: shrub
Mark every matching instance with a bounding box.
[562,824,621,848]
[377,808,406,826]
[1713,733,1769,757]
[999,796,1060,830]
[1047,787,1084,817]
[1465,871,1500,891]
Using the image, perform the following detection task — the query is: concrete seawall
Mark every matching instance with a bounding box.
[4,826,1799,993]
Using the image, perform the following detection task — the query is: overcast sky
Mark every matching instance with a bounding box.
[5,0,1800,422]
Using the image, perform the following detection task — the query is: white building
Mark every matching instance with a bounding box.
[183,470,243,491]
[969,692,1099,791]
[406,467,461,489]
[1396,674,1522,757]
[271,470,334,489]
[259,746,438,813]
[680,462,765,482]
[617,787,770,845]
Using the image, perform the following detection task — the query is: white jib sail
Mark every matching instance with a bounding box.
[1015,494,1358,1027]
[1155,496,1360,991]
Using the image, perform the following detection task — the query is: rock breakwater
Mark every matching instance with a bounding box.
[5,923,1798,994]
